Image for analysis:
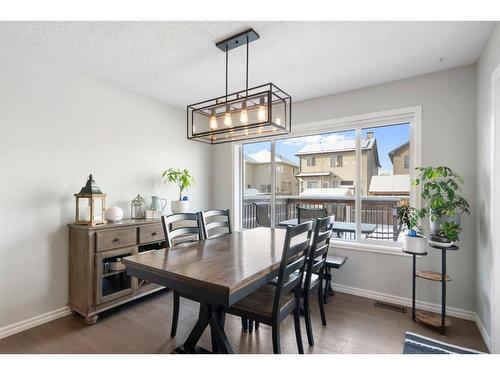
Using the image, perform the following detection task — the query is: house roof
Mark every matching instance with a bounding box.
[296,137,375,156]
[245,149,298,167]
[388,141,410,162]
[369,174,410,193]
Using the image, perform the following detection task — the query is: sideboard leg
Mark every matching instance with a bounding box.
[85,315,99,325]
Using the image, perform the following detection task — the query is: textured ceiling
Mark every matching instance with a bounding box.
[0,21,496,108]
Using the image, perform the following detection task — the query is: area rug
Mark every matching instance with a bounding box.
[403,332,483,354]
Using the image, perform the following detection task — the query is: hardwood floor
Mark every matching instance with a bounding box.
[0,290,488,354]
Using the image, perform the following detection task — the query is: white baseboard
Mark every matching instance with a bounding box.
[333,283,476,321]
[474,313,492,352]
[0,306,71,340]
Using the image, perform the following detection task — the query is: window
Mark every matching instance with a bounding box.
[331,154,343,167]
[238,106,420,253]
[307,181,319,189]
[306,156,316,166]
[404,155,410,169]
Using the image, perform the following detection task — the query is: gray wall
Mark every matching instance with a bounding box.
[213,65,477,312]
[476,23,500,345]
[0,47,212,328]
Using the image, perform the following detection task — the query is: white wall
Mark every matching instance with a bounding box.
[476,22,500,350]
[214,65,477,313]
[0,46,212,329]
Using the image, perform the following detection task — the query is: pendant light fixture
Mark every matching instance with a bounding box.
[187,29,291,144]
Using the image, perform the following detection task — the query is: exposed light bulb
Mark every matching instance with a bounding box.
[257,97,266,122]
[209,109,218,130]
[240,101,248,124]
[275,117,281,126]
[224,105,232,127]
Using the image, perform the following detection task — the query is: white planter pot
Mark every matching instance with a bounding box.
[171,200,190,214]
[403,234,427,254]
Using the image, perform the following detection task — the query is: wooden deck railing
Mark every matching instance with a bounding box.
[242,195,403,241]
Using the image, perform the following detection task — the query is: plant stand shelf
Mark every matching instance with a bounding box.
[404,243,458,335]
[415,310,452,328]
[416,270,451,282]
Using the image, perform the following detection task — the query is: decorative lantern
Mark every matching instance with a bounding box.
[74,174,106,225]
[131,194,146,219]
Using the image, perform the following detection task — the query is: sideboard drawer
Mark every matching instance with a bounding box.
[96,228,137,251]
[139,224,165,244]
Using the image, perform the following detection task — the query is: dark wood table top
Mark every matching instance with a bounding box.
[278,219,377,234]
[122,227,287,307]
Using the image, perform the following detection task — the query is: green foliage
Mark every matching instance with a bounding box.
[397,203,425,236]
[439,221,461,242]
[161,168,194,200]
[412,166,470,221]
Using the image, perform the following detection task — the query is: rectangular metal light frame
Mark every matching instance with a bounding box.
[187,83,292,145]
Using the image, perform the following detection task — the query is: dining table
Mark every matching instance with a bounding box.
[122,227,288,354]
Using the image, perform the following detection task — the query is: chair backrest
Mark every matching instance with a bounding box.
[201,209,232,239]
[273,221,314,317]
[304,216,335,290]
[161,212,204,248]
[297,206,328,224]
[254,202,270,227]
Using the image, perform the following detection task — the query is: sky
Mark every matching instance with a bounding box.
[243,122,410,174]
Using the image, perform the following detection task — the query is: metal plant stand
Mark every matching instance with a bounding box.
[405,242,458,335]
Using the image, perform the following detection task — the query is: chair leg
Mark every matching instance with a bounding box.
[303,291,314,346]
[255,321,259,330]
[294,304,304,354]
[241,317,248,332]
[318,281,327,326]
[170,291,180,338]
[248,320,254,333]
[272,323,281,354]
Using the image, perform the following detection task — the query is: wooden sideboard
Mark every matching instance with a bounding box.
[68,219,166,324]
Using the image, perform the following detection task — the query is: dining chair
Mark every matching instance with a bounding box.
[226,221,314,354]
[297,206,328,224]
[302,215,335,346]
[201,209,231,239]
[161,212,204,338]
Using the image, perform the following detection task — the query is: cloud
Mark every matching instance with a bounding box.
[282,132,351,147]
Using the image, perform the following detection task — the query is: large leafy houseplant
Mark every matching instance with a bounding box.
[412,166,470,242]
[397,203,426,253]
[161,168,194,201]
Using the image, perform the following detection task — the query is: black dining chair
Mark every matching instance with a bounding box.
[297,206,328,224]
[226,221,314,354]
[201,209,231,239]
[302,215,335,346]
[161,212,204,338]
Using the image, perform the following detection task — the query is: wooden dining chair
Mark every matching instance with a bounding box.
[201,209,231,239]
[161,212,204,338]
[226,221,314,354]
[302,215,335,346]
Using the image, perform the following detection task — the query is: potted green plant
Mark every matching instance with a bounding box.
[161,168,194,213]
[412,166,470,246]
[397,203,426,254]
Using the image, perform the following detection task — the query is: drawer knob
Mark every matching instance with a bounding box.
[113,238,121,242]
[152,232,158,236]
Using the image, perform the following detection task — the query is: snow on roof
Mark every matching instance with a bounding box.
[295,172,332,177]
[245,149,298,167]
[369,174,410,193]
[299,188,353,197]
[296,137,375,156]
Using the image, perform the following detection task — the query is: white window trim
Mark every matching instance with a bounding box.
[231,105,422,256]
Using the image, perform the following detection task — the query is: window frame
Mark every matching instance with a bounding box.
[233,106,422,256]
[306,156,316,166]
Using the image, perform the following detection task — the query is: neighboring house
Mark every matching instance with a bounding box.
[368,141,410,196]
[295,132,381,194]
[244,150,300,196]
[388,141,410,175]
